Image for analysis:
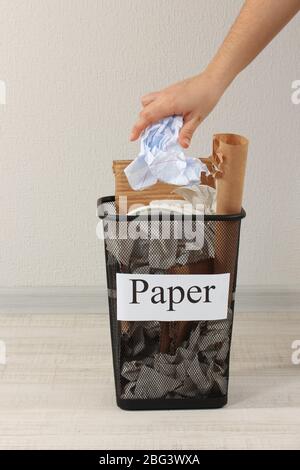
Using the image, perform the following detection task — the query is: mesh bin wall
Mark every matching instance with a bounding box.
[98,196,245,410]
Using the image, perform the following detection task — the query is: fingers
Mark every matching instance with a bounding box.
[178,115,202,148]
[141,92,159,107]
[130,99,172,141]
[130,114,151,141]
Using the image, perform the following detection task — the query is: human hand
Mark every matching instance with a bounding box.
[130,71,226,148]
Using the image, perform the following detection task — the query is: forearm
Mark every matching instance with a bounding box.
[206,0,300,88]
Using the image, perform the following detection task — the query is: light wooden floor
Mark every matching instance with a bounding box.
[0,312,299,450]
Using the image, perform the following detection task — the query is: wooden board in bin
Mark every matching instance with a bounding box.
[113,159,215,213]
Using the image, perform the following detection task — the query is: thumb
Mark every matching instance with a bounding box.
[179,116,202,148]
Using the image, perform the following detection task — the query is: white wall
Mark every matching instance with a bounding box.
[1,0,299,287]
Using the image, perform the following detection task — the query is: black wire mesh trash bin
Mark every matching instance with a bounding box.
[97,196,246,410]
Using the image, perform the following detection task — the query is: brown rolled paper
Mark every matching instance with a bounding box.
[212,134,248,214]
[210,133,248,303]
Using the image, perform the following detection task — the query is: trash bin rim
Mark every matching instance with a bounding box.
[97,196,246,222]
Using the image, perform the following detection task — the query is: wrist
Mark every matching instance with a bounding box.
[204,60,237,92]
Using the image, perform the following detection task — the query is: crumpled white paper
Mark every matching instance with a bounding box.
[125,116,208,190]
[173,185,216,214]
[127,185,216,216]
[127,199,204,216]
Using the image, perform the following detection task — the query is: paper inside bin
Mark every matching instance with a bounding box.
[121,315,231,399]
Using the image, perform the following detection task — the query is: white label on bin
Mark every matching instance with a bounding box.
[117,273,230,321]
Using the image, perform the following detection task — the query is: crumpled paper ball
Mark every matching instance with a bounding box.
[125,116,208,190]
